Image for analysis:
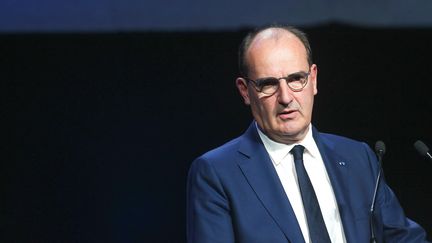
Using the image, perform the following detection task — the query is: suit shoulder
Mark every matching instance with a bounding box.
[198,136,242,162]
[319,132,370,150]
[188,136,244,182]
[320,132,361,143]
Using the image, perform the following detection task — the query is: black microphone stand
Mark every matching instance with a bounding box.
[370,142,385,243]
[369,163,382,243]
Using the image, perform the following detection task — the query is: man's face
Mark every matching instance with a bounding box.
[236,31,318,144]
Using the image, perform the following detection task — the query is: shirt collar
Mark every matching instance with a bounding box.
[256,122,320,165]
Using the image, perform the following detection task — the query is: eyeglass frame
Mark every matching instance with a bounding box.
[243,70,311,95]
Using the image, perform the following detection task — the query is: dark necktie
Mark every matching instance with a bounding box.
[290,145,331,243]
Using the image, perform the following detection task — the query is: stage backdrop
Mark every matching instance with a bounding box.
[2,24,432,242]
[2,0,432,32]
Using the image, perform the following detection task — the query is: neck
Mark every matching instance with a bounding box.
[256,123,310,145]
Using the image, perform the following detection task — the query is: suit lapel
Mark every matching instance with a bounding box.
[236,123,305,243]
[312,127,357,243]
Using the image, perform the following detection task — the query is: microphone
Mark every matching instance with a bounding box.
[414,140,432,161]
[370,140,386,243]
[375,141,386,161]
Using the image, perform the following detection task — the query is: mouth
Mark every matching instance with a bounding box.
[278,109,299,120]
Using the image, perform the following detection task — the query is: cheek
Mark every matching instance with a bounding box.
[298,93,315,114]
[258,99,277,119]
[251,97,273,117]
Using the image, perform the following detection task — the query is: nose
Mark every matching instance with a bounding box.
[277,80,294,105]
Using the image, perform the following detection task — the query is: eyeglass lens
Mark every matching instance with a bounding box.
[253,71,309,94]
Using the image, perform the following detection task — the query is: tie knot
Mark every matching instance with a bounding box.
[290,145,305,161]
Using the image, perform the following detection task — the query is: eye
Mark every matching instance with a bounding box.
[255,77,279,88]
[287,72,307,82]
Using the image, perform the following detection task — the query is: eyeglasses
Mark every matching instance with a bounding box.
[244,71,310,95]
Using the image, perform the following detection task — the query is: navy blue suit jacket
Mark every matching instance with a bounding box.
[187,123,429,243]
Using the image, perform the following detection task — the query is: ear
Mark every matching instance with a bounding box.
[310,64,318,95]
[236,77,250,105]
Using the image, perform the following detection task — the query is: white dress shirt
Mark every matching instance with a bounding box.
[256,124,346,243]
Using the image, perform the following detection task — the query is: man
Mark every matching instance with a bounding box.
[187,24,429,243]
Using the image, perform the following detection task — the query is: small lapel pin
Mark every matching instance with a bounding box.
[338,161,346,166]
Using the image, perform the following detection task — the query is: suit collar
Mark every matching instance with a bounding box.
[312,127,356,243]
[236,123,305,243]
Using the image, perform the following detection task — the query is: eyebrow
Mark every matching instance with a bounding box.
[256,70,309,80]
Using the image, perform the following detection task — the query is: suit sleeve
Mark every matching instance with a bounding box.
[186,157,235,243]
[363,143,430,242]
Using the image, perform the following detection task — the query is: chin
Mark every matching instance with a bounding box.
[279,124,301,133]
[278,125,307,137]
[279,130,301,137]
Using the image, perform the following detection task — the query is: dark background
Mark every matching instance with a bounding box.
[2,24,432,242]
